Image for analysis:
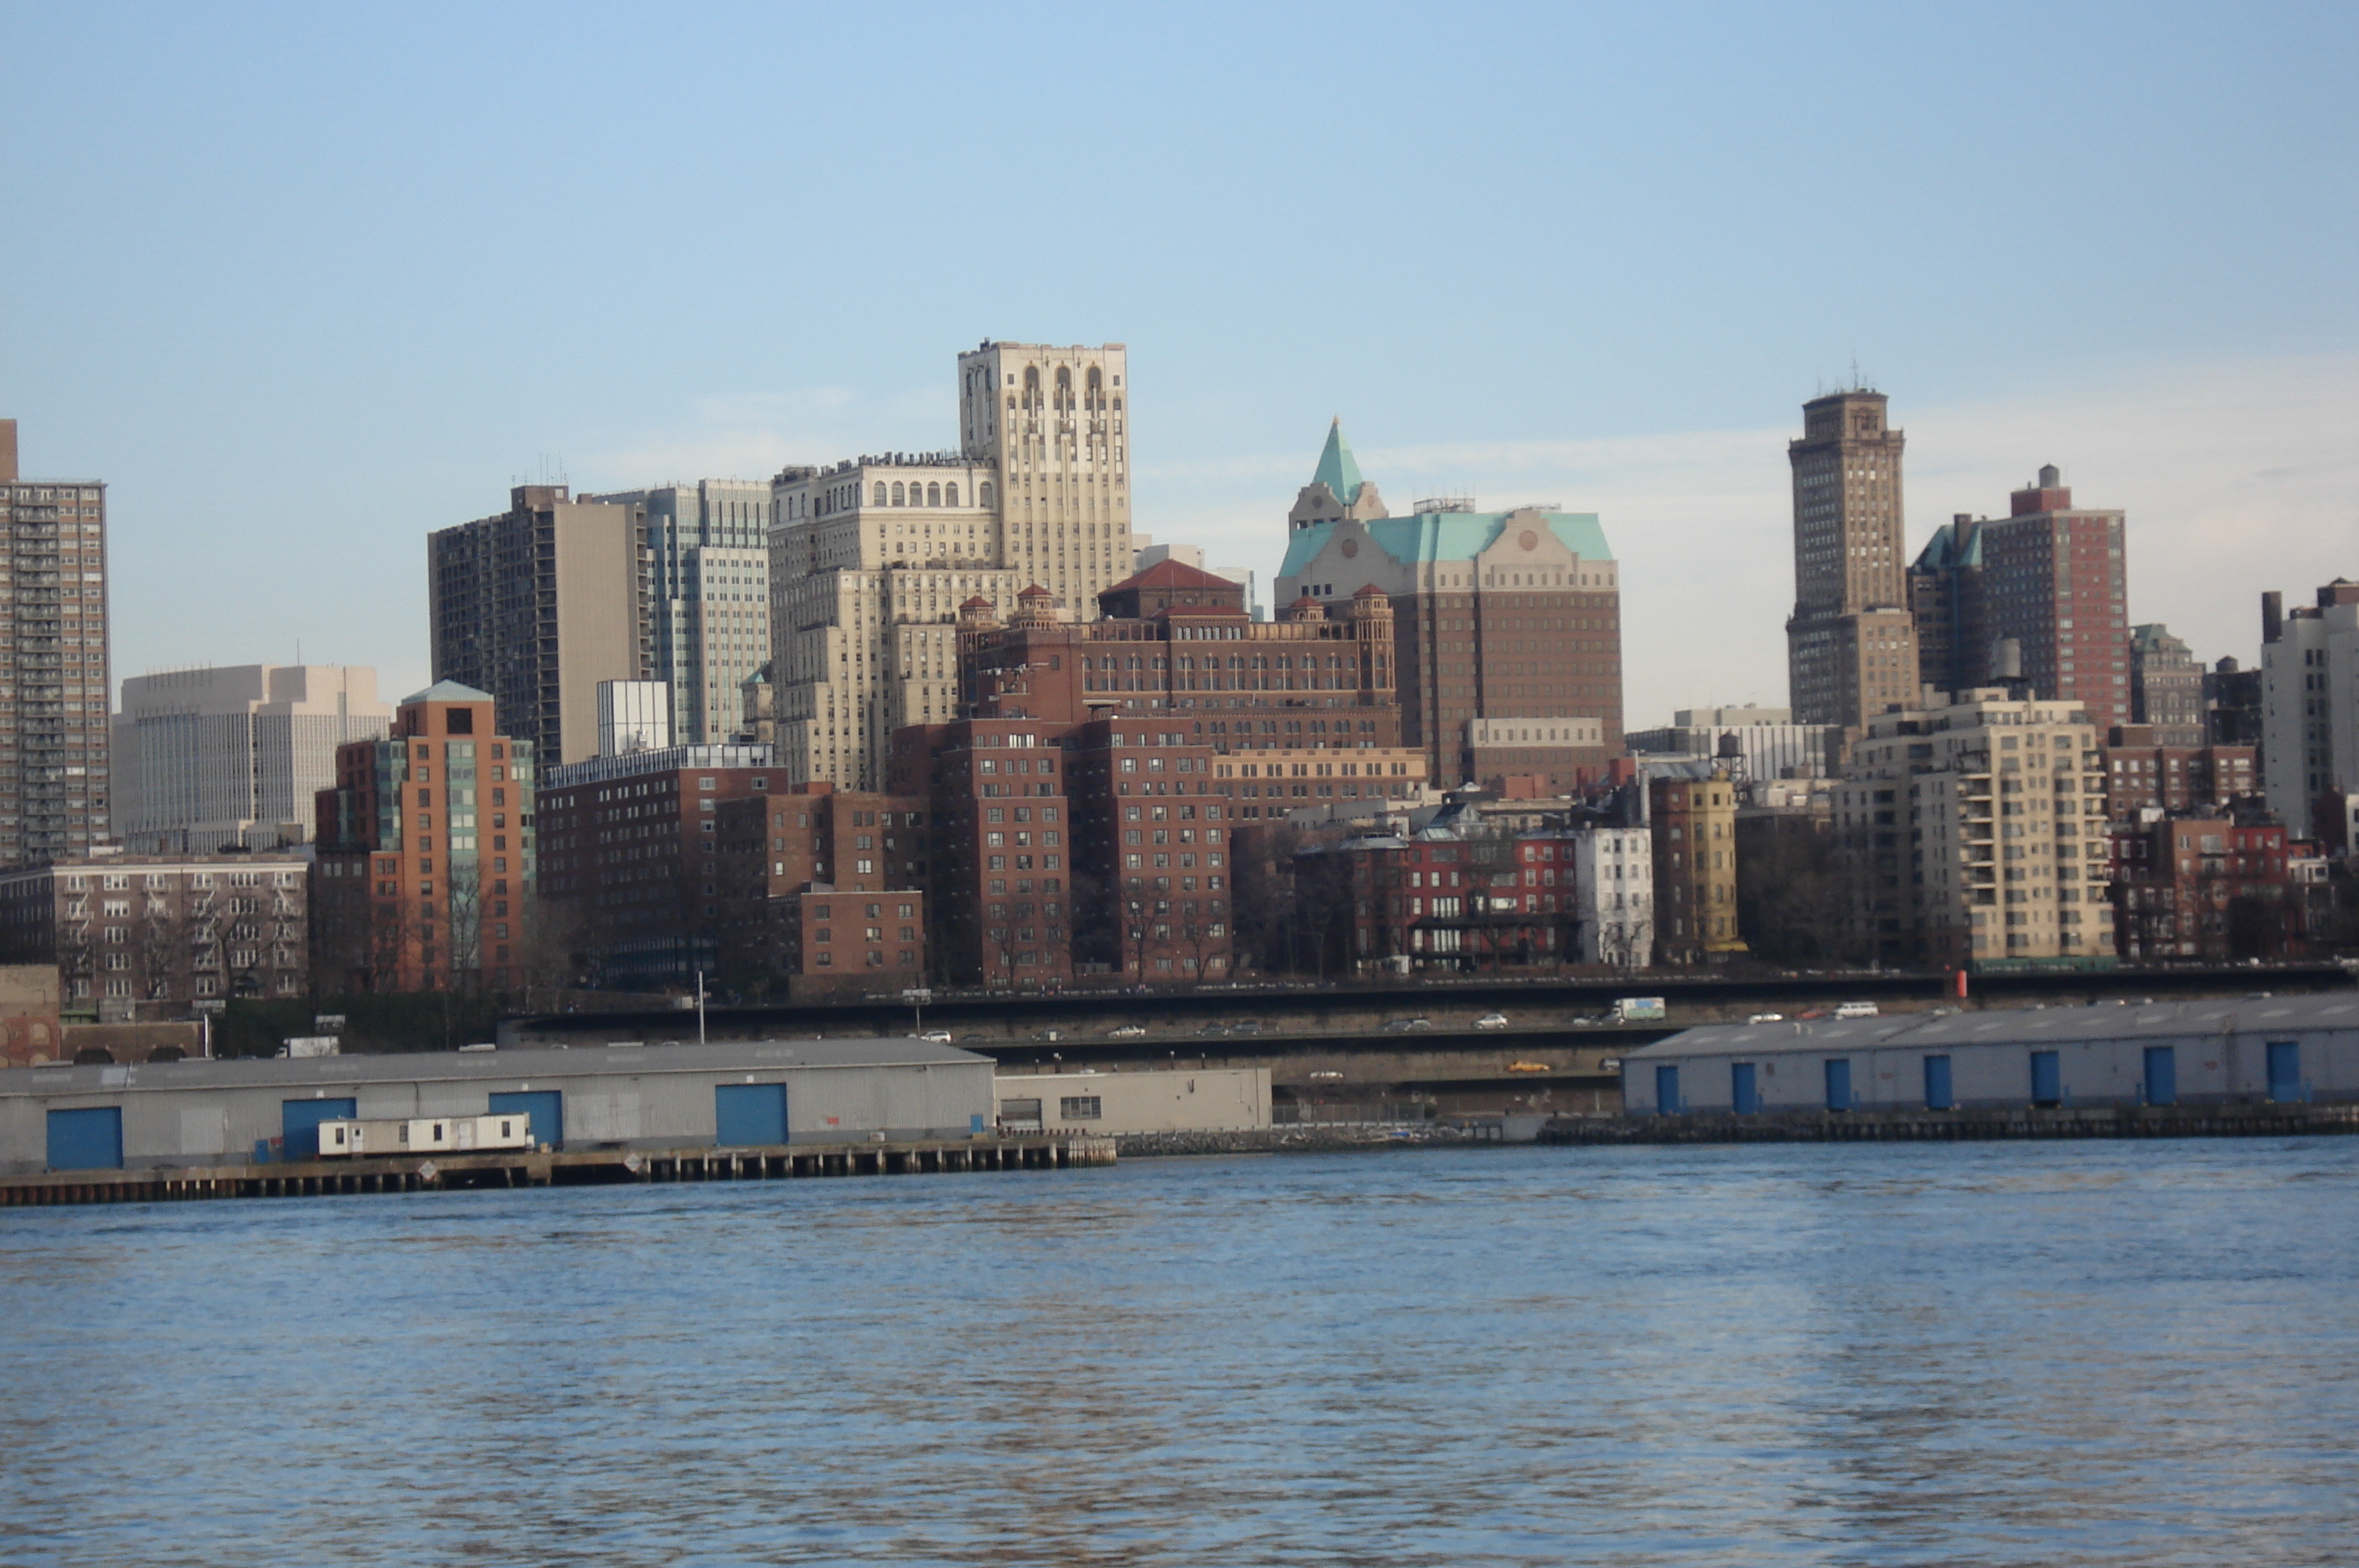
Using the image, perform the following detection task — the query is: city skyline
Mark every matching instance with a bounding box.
[3,7,2350,730]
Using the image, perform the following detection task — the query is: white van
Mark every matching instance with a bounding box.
[1833,1001,1880,1019]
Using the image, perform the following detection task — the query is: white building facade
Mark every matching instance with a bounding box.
[2260,582,2359,838]
[1567,826,1653,967]
[112,665,391,852]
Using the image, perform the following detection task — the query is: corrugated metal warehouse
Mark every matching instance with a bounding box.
[3,1038,994,1174]
[1623,995,2359,1117]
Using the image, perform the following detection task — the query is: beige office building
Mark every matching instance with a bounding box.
[113,664,392,851]
[767,342,1132,790]
[1835,690,2111,968]
[428,485,649,766]
[1787,390,1918,735]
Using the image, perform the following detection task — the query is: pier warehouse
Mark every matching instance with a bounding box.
[1623,994,2359,1117]
[3,1038,994,1174]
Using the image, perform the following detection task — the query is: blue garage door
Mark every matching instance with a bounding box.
[2144,1046,2176,1106]
[1824,1058,1852,1112]
[488,1091,563,1150]
[48,1106,123,1171]
[715,1083,788,1147]
[281,1098,359,1161]
[1731,1061,1760,1115]
[1923,1055,1954,1111]
[1654,1064,1680,1115]
[2267,1041,2302,1104]
[2030,1050,2062,1107]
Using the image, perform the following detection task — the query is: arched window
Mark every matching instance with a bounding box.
[872,482,888,507]
[979,482,995,508]
[890,482,906,506]
[927,482,942,507]
[1087,367,1102,407]
[943,482,959,507]
[1023,367,1040,407]
[1055,367,1071,409]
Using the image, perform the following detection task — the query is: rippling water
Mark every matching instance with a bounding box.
[4,1140,2356,1565]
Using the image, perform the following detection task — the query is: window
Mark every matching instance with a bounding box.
[1059,1096,1102,1122]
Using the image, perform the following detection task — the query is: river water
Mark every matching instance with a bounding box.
[3,1139,2356,1566]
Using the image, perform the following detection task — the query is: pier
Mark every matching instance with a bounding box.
[0,1134,1117,1208]
[1541,1102,2359,1146]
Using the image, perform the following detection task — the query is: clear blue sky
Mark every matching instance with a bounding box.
[4,2,2354,720]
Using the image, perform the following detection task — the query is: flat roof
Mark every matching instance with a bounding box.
[1,1035,989,1099]
[1628,993,2359,1061]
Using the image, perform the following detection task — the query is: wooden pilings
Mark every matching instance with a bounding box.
[0,1135,1118,1209]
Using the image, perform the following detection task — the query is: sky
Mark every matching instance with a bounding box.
[3,2,2354,725]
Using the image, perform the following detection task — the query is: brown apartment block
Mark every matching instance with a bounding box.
[0,852,308,1016]
[2103,725,2257,819]
[0,419,112,866]
[312,683,536,994]
[1786,390,1917,735]
[534,744,792,991]
[710,782,927,997]
[428,484,651,767]
[890,718,1079,987]
[1063,719,1236,982]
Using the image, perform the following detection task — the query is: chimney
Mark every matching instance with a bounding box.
[2263,591,2284,645]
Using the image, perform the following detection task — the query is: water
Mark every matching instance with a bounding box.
[4,1141,2357,1566]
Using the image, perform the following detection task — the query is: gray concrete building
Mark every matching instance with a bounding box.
[2260,580,2359,838]
[112,664,392,851]
[581,480,772,748]
[428,485,651,767]
[1623,993,2359,1115]
[7,1036,994,1173]
[0,419,111,867]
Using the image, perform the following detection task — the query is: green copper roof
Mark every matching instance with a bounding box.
[1912,517,1984,574]
[1311,418,1365,506]
[1278,509,1615,581]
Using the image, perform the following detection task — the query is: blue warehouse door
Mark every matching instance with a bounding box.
[1654,1064,1680,1115]
[2144,1046,2176,1107]
[715,1083,788,1147]
[2030,1050,2062,1107]
[48,1106,123,1171]
[281,1098,359,1161]
[1731,1062,1760,1115]
[1824,1059,1853,1112]
[2267,1042,2302,1103]
[1923,1055,1954,1111]
[488,1091,563,1150]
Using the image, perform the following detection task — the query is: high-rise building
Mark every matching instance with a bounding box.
[0,420,111,867]
[428,485,650,767]
[2259,579,2359,838]
[765,343,1132,792]
[111,665,392,853]
[1786,390,1917,732]
[1834,690,2111,969]
[581,481,771,745]
[1977,467,2131,732]
[2128,623,2206,745]
[1906,467,2133,733]
[1272,422,1623,788]
[310,683,536,994]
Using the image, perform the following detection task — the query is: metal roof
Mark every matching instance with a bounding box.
[1,1036,989,1099]
[1628,993,2359,1061]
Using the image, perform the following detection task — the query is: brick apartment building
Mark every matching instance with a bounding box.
[311,683,534,994]
[0,851,309,1015]
[2110,812,2300,962]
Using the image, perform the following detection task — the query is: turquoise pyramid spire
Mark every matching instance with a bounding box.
[1311,417,1365,506]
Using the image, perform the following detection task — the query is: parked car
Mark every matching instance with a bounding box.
[1747,1013,1785,1025]
[1475,1013,1510,1030]
[1833,1002,1880,1019]
[1107,1025,1147,1038]
[918,1029,953,1043]
[1383,1017,1433,1032]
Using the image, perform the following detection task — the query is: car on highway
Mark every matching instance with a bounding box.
[1834,1002,1880,1019]
[1107,1025,1147,1038]
[1309,1070,1345,1081]
[917,1029,953,1044]
[1475,1013,1510,1030]
[1383,1017,1433,1032]
[1747,1013,1785,1025]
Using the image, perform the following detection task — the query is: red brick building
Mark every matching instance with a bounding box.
[1063,719,1235,981]
[710,782,927,996]
[312,682,534,994]
[2103,725,2258,820]
[2109,812,2300,962]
